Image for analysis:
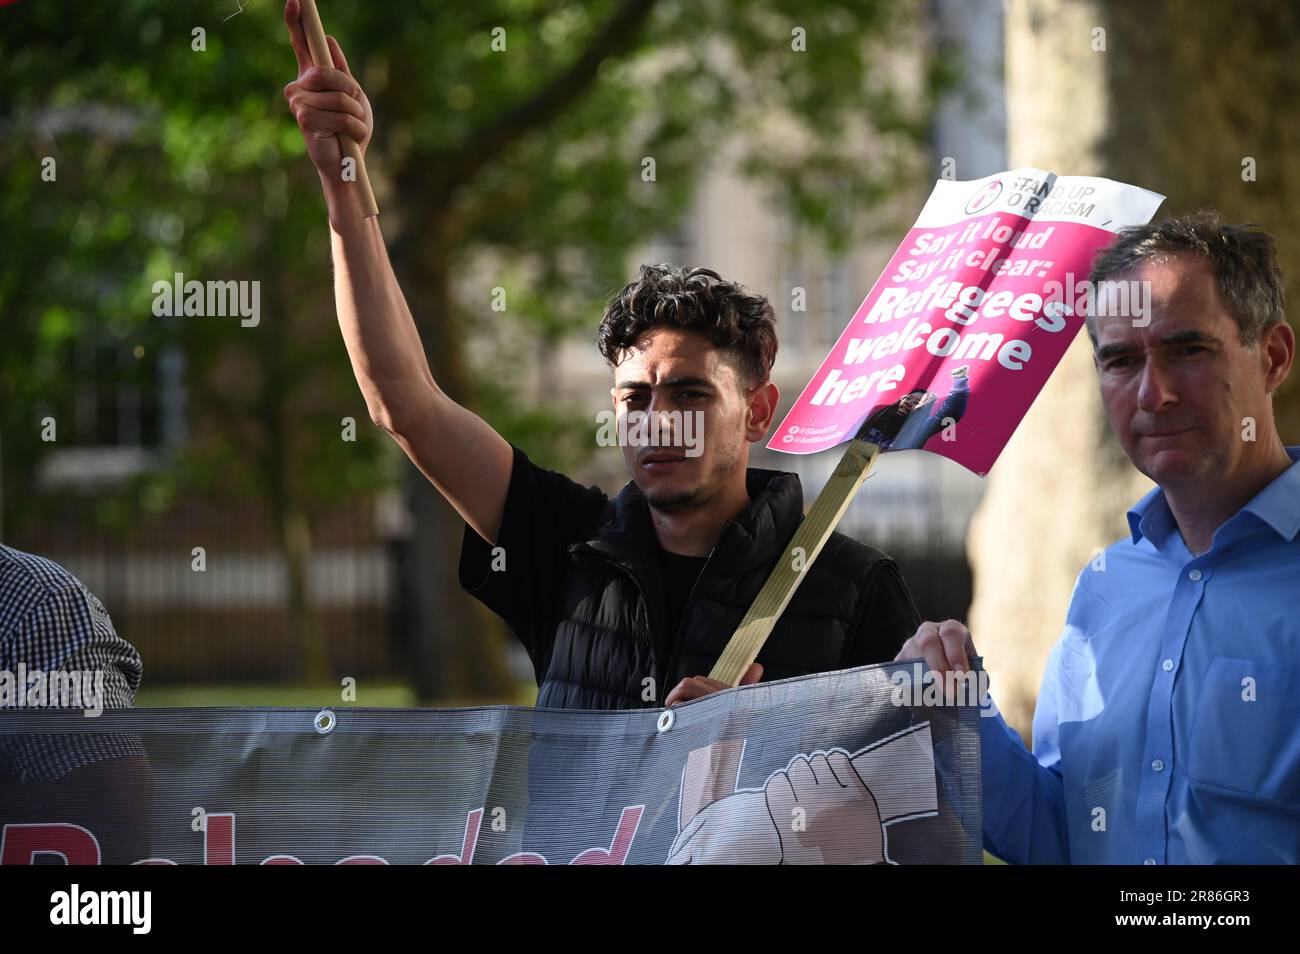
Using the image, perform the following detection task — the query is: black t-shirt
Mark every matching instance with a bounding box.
[457,443,608,675]
[459,442,919,692]
[655,548,708,678]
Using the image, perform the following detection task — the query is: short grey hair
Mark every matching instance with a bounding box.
[1086,210,1286,345]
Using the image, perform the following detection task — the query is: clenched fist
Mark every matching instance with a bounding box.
[282,0,373,183]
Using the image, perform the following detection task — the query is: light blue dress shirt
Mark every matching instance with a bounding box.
[981,446,1300,864]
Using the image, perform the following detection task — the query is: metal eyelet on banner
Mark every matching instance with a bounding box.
[657,709,674,733]
[314,708,337,735]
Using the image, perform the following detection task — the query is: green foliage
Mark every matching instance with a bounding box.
[0,0,942,532]
[1099,0,1300,442]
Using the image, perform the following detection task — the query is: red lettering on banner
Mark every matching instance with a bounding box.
[425,808,483,865]
[4,805,647,864]
[570,805,644,865]
[204,812,235,865]
[1,823,101,865]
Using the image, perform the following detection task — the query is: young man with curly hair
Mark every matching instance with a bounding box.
[285,16,922,709]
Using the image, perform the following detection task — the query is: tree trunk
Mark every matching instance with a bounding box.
[392,212,515,704]
[280,503,329,686]
[260,262,330,688]
[966,0,1151,738]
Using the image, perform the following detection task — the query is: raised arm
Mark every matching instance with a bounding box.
[282,0,513,544]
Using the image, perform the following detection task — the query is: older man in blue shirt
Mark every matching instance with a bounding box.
[898,212,1299,863]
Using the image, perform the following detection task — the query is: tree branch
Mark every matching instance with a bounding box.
[437,0,660,199]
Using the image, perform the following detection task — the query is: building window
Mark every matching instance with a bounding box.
[37,337,186,489]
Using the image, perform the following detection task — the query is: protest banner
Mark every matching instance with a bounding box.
[0,661,980,865]
[710,169,1164,685]
[772,168,1166,470]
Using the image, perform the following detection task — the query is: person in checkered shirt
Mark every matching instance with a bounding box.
[0,543,145,782]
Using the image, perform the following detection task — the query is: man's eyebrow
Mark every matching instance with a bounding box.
[613,376,716,391]
[1095,341,1140,362]
[1095,330,1222,362]
[1158,329,1221,348]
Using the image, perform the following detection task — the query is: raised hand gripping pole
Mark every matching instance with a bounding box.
[298,0,379,218]
[708,429,882,687]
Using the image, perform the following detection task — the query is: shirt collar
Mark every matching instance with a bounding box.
[1126,486,1175,547]
[1127,445,1300,547]
[1240,446,1300,540]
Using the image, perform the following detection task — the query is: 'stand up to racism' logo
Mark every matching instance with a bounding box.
[964,178,1003,215]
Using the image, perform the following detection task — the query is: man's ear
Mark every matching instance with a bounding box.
[1262,320,1295,393]
[746,381,779,441]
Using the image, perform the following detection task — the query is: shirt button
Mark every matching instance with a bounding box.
[1162,659,1174,672]
[1144,857,1157,865]
[1151,759,1165,772]
[1188,568,1202,581]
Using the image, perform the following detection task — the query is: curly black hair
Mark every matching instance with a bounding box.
[596,264,778,391]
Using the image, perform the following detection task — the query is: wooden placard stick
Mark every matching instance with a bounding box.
[708,427,882,686]
[297,0,379,217]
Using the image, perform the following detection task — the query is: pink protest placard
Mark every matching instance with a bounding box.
[768,169,1165,475]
